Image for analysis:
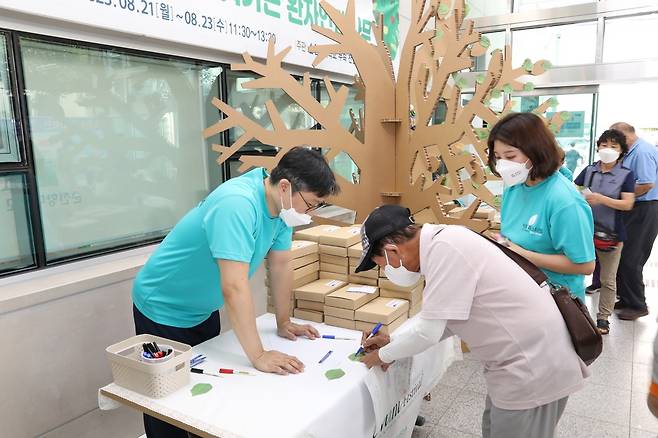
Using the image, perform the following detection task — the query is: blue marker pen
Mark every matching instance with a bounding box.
[318,350,333,364]
[322,335,357,341]
[356,322,383,356]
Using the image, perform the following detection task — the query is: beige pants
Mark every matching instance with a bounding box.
[596,243,623,320]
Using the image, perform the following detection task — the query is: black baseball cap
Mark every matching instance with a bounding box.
[355,205,416,273]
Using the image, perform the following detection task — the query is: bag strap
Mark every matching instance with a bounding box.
[471,231,549,286]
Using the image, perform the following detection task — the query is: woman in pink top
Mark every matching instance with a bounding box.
[354,205,589,438]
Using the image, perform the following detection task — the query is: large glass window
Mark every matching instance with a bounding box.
[511,91,596,177]
[513,0,595,12]
[0,34,20,163]
[512,22,597,67]
[0,174,34,273]
[466,0,510,19]
[603,14,658,63]
[598,82,658,147]
[319,83,363,183]
[473,31,506,72]
[20,38,221,261]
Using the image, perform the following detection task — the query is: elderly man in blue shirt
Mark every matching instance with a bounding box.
[610,122,658,320]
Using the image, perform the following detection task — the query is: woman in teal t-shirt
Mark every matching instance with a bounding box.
[486,113,595,301]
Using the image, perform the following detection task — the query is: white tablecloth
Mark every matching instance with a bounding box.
[99,313,459,438]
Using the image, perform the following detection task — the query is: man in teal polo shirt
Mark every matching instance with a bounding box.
[610,122,658,320]
[132,147,339,438]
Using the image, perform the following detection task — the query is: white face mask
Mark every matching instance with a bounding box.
[495,159,531,186]
[384,249,421,287]
[599,148,620,164]
[279,188,312,227]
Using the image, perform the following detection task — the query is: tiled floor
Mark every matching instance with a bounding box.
[412,257,658,438]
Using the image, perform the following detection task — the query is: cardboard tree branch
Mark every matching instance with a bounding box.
[203,0,565,230]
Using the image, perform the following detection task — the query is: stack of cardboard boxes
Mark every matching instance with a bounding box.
[293,278,347,323]
[324,283,380,329]
[347,242,379,286]
[266,240,319,315]
[379,277,424,319]
[355,297,409,335]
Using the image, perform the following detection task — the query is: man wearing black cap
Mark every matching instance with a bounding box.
[354,205,589,438]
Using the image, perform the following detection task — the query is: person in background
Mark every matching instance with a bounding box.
[574,129,635,334]
[565,142,583,175]
[132,147,339,437]
[557,146,574,181]
[609,122,658,320]
[354,205,589,438]
[487,112,595,301]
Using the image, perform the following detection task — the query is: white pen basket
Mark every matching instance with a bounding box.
[106,334,192,398]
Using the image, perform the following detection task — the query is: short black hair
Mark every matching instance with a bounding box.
[487,112,561,181]
[270,147,340,198]
[597,129,629,156]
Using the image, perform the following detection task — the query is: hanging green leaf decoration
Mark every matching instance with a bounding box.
[479,35,490,49]
[475,128,490,140]
[475,73,485,84]
[438,3,450,16]
[560,111,572,121]
[548,97,559,107]
[502,83,513,94]
[522,58,533,72]
[435,28,445,39]
[464,3,471,17]
[190,383,213,397]
[542,60,553,70]
[325,369,346,380]
[491,89,502,99]
[523,82,535,92]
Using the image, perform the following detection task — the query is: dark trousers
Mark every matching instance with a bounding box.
[133,305,221,438]
[616,201,658,310]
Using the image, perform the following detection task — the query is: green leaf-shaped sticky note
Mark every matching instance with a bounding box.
[348,352,365,362]
[475,73,485,84]
[522,58,533,72]
[438,3,450,15]
[325,368,346,380]
[548,97,559,107]
[479,35,490,49]
[464,3,471,17]
[493,195,502,208]
[548,123,558,133]
[502,83,513,94]
[484,97,492,106]
[191,383,212,397]
[475,128,490,140]
[523,82,535,91]
[491,89,502,99]
[560,111,572,121]
[542,60,553,70]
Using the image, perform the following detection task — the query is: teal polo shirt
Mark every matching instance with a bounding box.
[501,172,595,301]
[133,168,292,328]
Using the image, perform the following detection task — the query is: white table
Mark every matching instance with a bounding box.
[99,314,459,438]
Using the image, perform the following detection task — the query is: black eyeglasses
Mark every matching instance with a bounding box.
[298,191,328,213]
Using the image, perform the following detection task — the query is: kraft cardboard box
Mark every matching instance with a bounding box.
[324,284,379,310]
[349,266,379,279]
[266,271,319,289]
[319,244,349,257]
[320,262,349,275]
[348,275,378,286]
[354,297,409,325]
[294,225,342,242]
[409,302,422,318]
[294,278,346,302]
[324,315,356,330]
[320,271,349,282]
[380,286,423,306]
[320,254,349,266]
[348,242,363,259]
[266,253,319,270]
[293,261,320,280]
[296,299,325,312]
[318,226,362,247]
[290,240,319,258]
[293,308,323,323]
[323,305,355,320]
[378,277,423,292]
[355,313,408,335]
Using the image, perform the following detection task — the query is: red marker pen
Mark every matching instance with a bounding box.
[219,368,253,376]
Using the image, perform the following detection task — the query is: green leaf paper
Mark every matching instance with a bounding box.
[542,60,553,70]
[325,368,346,380]
[438,3,450,15]
[475,73,485,84]
[435,29,444,39]
[549,123,559,133]
[560,111,572,121]
[523,82,535,92]
[548,97,559,107]
[464,3,471,17]
[490,89,502,99]
[522,58,533,72]
[191,383,212,397]
[348,352,365,362]
[479,35,490,49]
[475,128,490,140]
[502,83,513,94]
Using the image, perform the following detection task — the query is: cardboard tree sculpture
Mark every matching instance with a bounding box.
[203,0,569,231]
